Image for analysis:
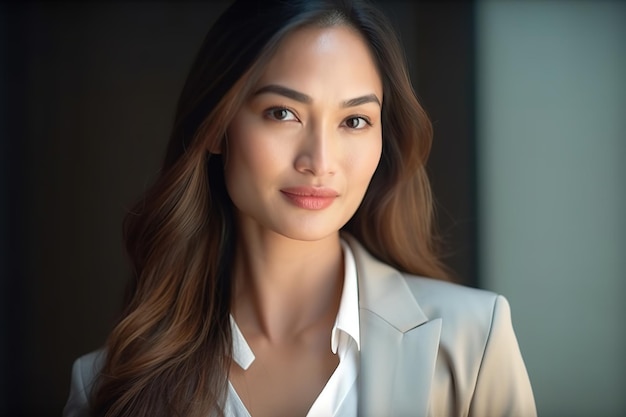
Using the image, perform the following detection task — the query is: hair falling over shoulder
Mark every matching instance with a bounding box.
[92,1,448,416]
[92,150,235,417]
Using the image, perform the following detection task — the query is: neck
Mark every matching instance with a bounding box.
[232,230,344,343]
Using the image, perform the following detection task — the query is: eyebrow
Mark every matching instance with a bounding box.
[253,84,381,108]
[343,94,381,108]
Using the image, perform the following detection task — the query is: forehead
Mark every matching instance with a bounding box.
[254,25,383,99]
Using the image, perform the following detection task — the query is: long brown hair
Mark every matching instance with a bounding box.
[93,0,448,416]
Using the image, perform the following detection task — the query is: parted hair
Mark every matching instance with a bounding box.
[93,0,448,416]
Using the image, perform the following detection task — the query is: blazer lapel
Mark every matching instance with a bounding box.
[344,235,442,417]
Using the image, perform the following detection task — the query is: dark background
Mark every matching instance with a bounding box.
[0,1,476,415]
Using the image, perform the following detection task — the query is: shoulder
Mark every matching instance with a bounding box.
[400,275,536,416]
[345,232,502,328]
[345,232,516,359]
[399,274,513,354]
[344,232,507,339]
[63,349,106,417]
[402,274,504,330]
[347,235,536,415]
[74,349,106,389]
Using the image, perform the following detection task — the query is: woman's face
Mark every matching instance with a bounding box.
[224,25,383,242]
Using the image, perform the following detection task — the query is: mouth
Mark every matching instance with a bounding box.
[280,186,339,210]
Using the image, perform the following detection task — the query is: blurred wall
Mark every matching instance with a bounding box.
[476,1,626,416]
[1,2,231,415]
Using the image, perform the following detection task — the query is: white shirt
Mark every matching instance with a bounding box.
[225,240,360,417]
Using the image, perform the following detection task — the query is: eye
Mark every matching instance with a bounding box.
[265,107,299,122]
[343,116,372,130]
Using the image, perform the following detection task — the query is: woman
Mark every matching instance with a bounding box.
[64,0,536,416]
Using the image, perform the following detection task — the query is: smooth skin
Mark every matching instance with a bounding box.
[224,24,383,417]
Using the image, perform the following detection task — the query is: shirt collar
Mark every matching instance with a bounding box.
[230,238,361,370]
[332,239,361,353]
[230,314,255,370]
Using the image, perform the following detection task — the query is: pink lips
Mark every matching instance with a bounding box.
[280,186,339,210]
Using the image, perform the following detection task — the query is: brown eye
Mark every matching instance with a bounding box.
[344,116,370,129]
[273,109,289,120]
[265,107,298,122]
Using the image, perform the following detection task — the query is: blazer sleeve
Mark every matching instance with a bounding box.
[468,295,537,417]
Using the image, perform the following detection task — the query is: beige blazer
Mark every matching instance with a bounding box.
[64,236,536,417]
[345,235,536,417]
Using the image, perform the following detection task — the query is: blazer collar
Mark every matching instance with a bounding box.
[343,234,442,417]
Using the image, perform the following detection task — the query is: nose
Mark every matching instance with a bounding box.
[294,126,337,177]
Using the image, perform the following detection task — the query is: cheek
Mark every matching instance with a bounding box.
[224,119,287,189]
[224,118,258,193]
[228,140,284,182]
[349,137,382,187]
[225,112,257,171]
[369,139,383,174]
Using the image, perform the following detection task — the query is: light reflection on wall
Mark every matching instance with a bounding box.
[476,2,626,416]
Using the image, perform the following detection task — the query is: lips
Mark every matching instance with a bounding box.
[280,186,339,210]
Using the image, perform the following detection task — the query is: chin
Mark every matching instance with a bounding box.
[278,211,357,242]
[278,228,340,243]
[270,219,344,242]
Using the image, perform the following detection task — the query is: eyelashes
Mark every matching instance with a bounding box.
[344,115,372,129]
[264,107,299,122]
[263,106,373,130]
